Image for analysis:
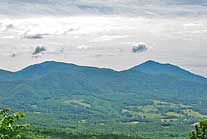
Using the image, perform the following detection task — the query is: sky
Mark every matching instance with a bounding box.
[0,0,207,77]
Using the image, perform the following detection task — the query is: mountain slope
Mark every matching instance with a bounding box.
[0,70,14,81]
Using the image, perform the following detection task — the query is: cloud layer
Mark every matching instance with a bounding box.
[1,0,207,17]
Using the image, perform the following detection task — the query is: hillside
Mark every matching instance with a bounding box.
[0,60,207,138]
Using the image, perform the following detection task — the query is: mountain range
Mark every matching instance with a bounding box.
[0,60,206,137]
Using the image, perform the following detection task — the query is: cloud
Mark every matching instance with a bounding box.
[24,34,44,39]
[11,53,16,58]
[132,42,148,53]
[77,45,93,50]
[23,30,51,39]
[95,54,104,57]
[5,24,14,30]
[32,46,46,55]
[2,36,15,39]
[0,23,15,31]
[1,0,207,17]
[91,35,128,42]
[47,48,64,55]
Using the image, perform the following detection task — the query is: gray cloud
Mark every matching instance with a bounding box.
[32,46,46,55]
[24,34,43,39]
[94,54,103,57]
[6,24,14,30]
[132,42,148,53]
[11,53,16,58]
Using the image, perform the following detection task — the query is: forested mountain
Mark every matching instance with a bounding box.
[0,60,206,138]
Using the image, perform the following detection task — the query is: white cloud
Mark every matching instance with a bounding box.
[91,35,128,42]
[77,45,93,50]
[2,36,15,39]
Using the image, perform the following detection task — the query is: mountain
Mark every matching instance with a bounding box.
[0,60,206,138]
[130,60,206,82]
[17,61,115,76]
[0,70,14,81]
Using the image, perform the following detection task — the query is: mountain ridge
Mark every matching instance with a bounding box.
[1,60,204,80]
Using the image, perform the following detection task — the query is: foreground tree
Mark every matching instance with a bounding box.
[190,119,207,139]
[0,108,27,139]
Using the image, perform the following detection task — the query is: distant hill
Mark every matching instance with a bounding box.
[0,60,206,138]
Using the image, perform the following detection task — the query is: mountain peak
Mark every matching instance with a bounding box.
[16,61,80,77]
[131,60,172,70]
[141,60,162,65]
[130,60,206,82]
[34,61,76,66]
[16,61,116,78]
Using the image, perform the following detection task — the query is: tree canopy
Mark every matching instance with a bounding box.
[0,108,27,139]
[190,119,207,139]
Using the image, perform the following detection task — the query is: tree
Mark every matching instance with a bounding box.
[190,119,207,139]
[0,108,27,139]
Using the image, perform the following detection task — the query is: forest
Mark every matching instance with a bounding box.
[0,108,206,139]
